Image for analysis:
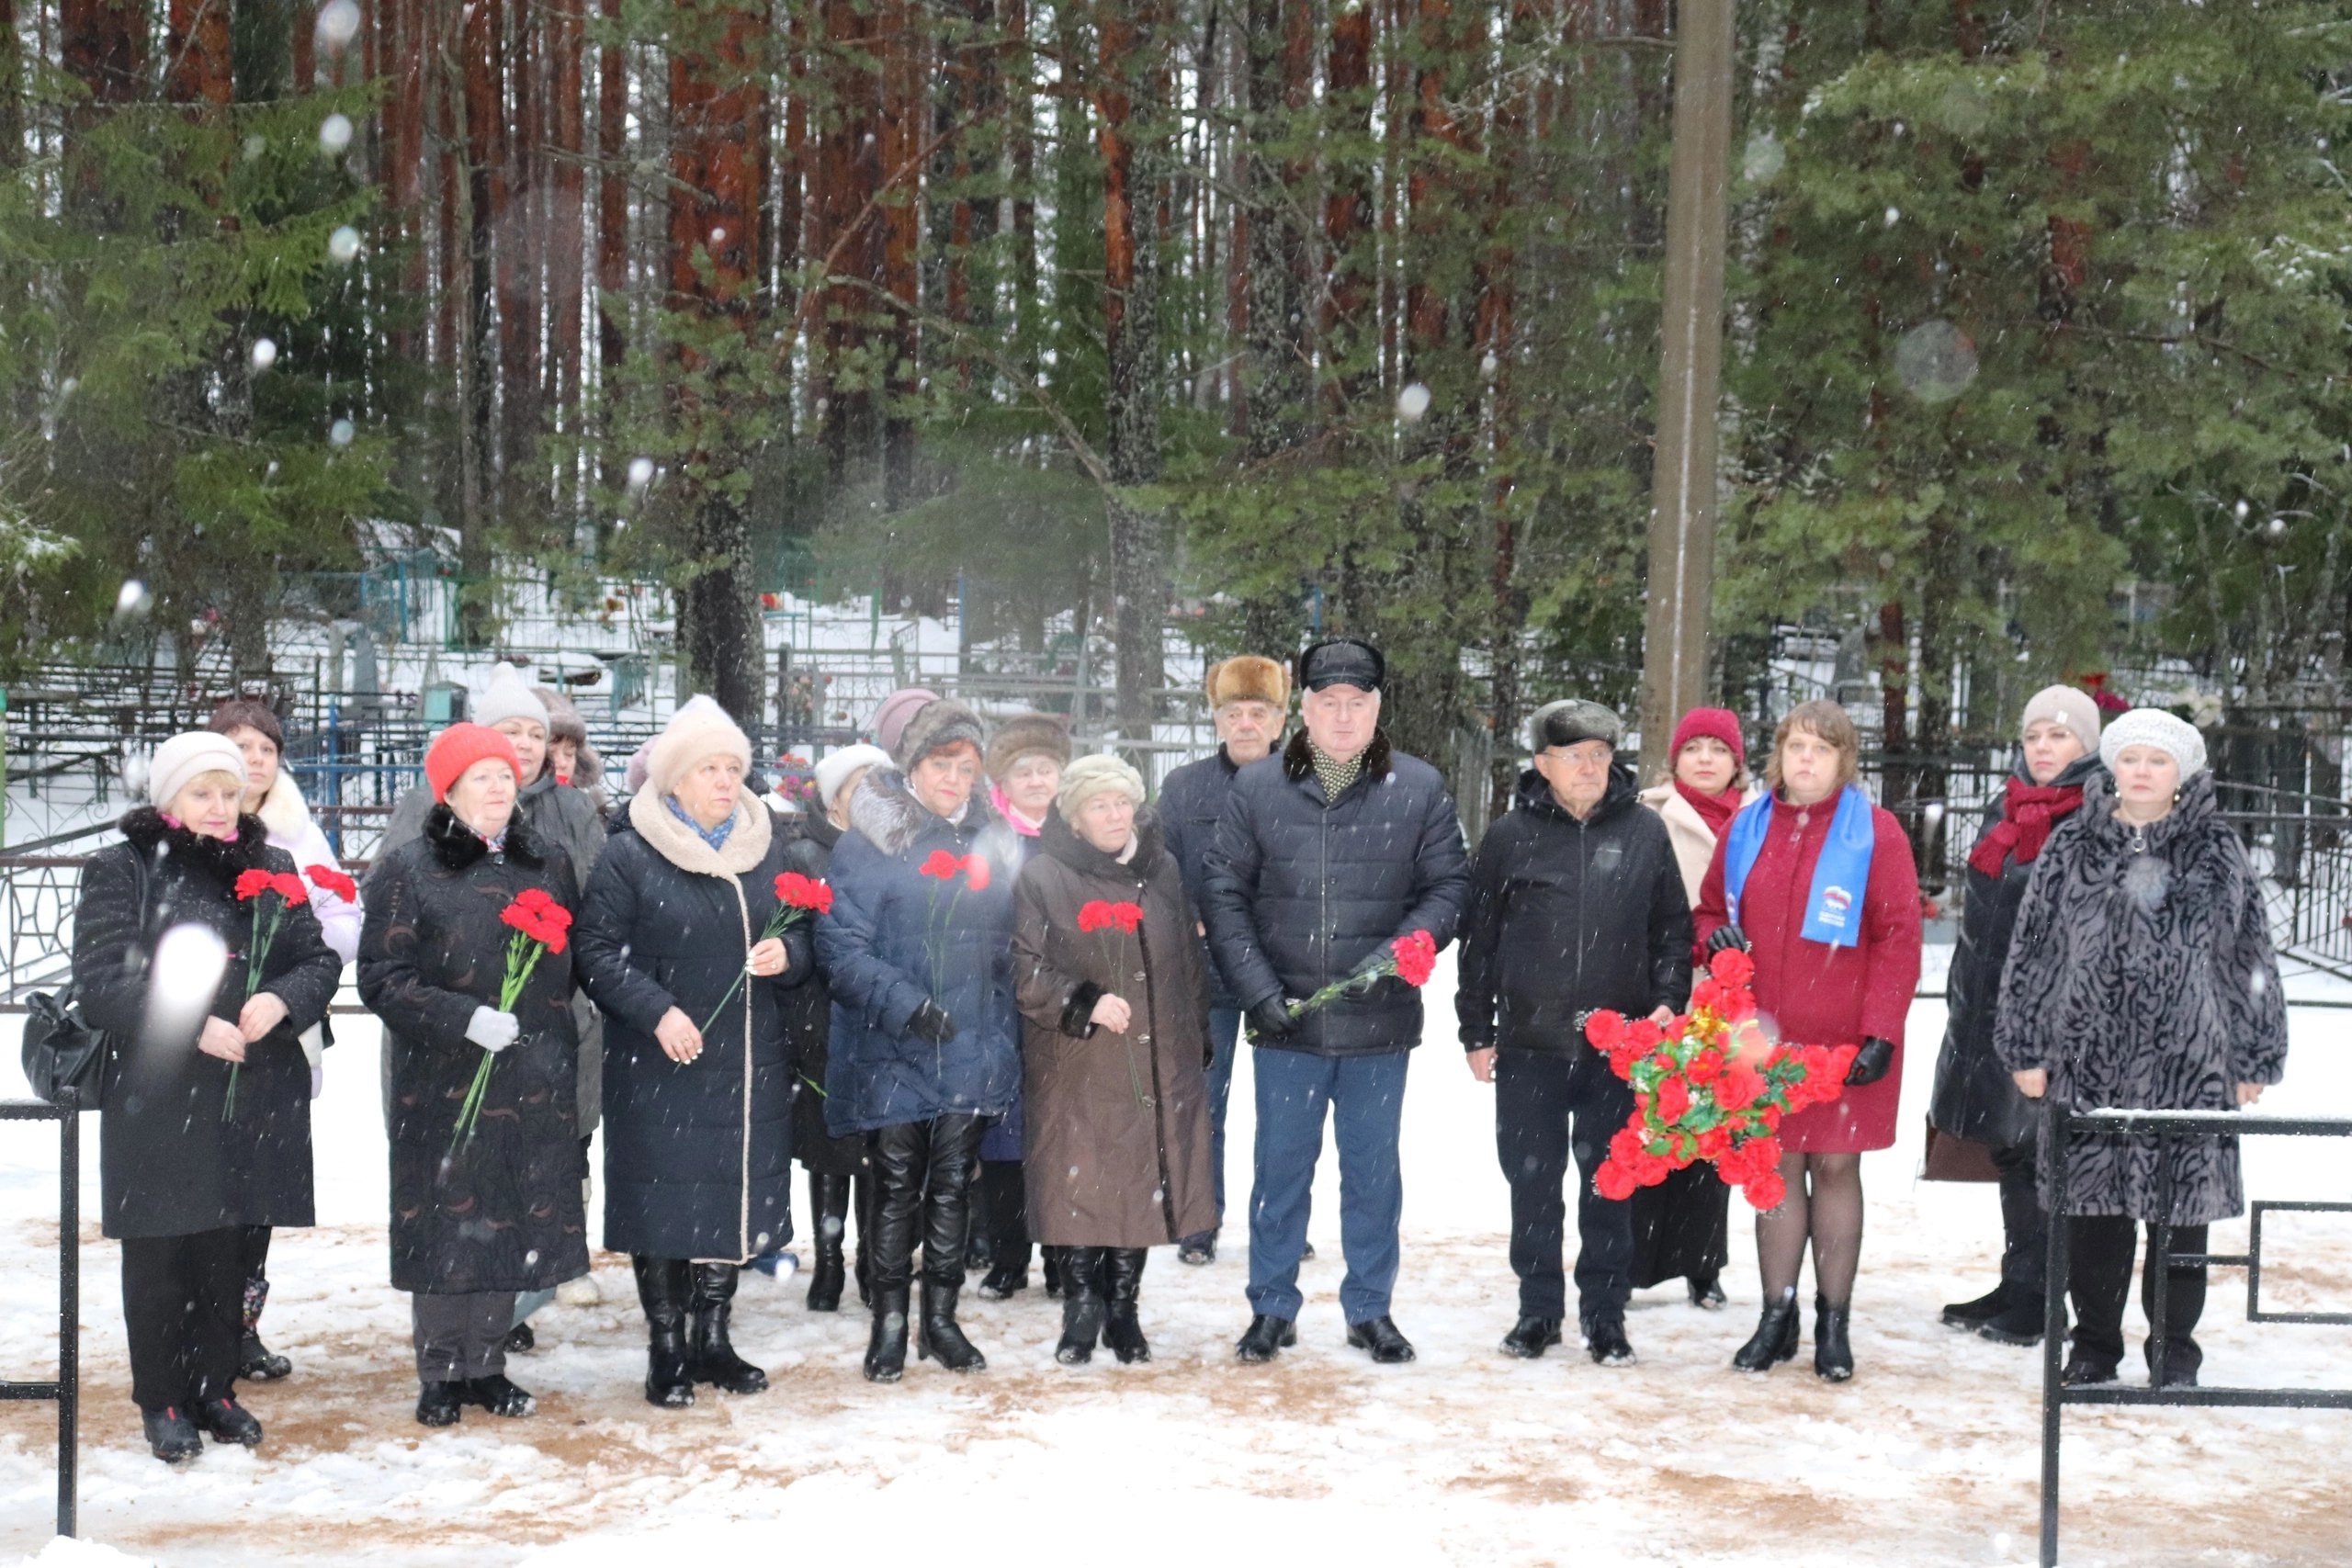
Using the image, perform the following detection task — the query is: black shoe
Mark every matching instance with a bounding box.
[1300,1240,1317,1261]
[917,1280,988,1372]
[1977,1292,2050,1348]
[1583,1317,1637,1368]
[634,1256,696,1407]
[238,1332,292,1382]
[1688,1273,1727,1311]
[1178,1234,1217,1267]
[2152,1357,2200,1389]
[1732,1290,1802,1373]
[1940,1281,2009,1331]
[1499,1316,1563,1359]
[462,1374,537,1417]
[978,1254,1030,1301]
[503,1321,536,1354]
[194,1395,263,1447]
[1101,1248,1150,1364]
[689,1263,769,1394]
[142,1404,203,1462]
[808,1172,852,1313]
[1814,1297,1854,1382]
[865,1289,910,1384]
[2061,1351,2119,1387]
[1345,1314,1417,1364]
[1236,1314,1297,1363]
[414,1382,463,1427]
[1056,1247,1107,1365]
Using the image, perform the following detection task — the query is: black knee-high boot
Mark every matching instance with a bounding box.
[690,1263,768,1393]
[632,1257,695,1407]
[1056,1247,1107,1365]
[1102,1249,1151,1364]
[808,1171,852,1313]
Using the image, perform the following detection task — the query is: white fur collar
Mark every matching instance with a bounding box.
[258,772,312,842]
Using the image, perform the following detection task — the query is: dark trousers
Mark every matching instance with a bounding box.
[239,1224,273,1336]
[1182,1006,1242,1247]
[870,1113,985,1292]
[120,1227,244,1412]
[2068,1215,2208,1375]
[1995,1134,2048,1292]
[412,1290,518,1382]
[1497,1046,1634,1325]
[982,1158,1029,1263]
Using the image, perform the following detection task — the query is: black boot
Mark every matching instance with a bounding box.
[1814,1296,1854,1382]
[1732,1288,1802,1373]
[239,1274,291,1382]
[632,1256,695,1408]
[143,1404,203,1461]
[690,1263,769,1393]
[1499,1317,1563,1359]
[865,1289,910,1383]
[807,1172,852,1313]
[865,1122,928,1384]
[1042,1246,1068,1300]
[1101,1248,1150,1365]
[462,1374,537,1416]
[854,1172,876,1308]
[1687,1271,1727,1311]
[414,1382,463,1428]
[1940,1280,2009,1331]
[194,1395,263,1447]
[1978,1290,2050,1348]
[918,1280,989,1372]
[979,1243,1031,1300]
[1056,1247,1107,1365]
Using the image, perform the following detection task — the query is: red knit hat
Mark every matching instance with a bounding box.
[424,723,523,802]
[1669,707,1746,771]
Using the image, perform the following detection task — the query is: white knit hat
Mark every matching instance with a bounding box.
[2020,684,2101,756]
[645,694,752,798]
[473,662,550,732]
[2098,707,2207,779]
[1056,752,1148,818]
[816,743,892,810]
[146,731,250,813]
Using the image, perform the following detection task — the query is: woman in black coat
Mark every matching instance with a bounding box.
[358,724,588,1429]
[575,704,810,1407]
[72,732,341,1462]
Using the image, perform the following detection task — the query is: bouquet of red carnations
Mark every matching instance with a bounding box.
[226,868,311,1118]
[699,871,834,1033]
[1287,929,1439,1021]
[1583,947,1858,1211]
[451,888,572,1154]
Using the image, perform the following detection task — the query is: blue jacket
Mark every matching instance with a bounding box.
[1201,729,1470,1057]
[817,771,1023,1134]
[1158,744,1248,1010]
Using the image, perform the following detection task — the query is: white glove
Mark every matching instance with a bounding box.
[467,1007,521,1052]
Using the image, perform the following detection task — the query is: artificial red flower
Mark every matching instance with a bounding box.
[1584,1010,1628,1050]
[1743,1169,1787,1210]
[1715,1063,1764,1112]
[1626,1017,1663,1051]
[304,863,359,904]
[1656,1077,1692,1123]
[1595,1161,1637,1201]
[1685,1049,1724,1087]
[1609,1125,1647,1166]
[1696,1125,1732,1160]
[1708,946,1756,987]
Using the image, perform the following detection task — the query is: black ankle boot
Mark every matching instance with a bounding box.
[1814,1296,1854,1382]
[239,1273,291,1381]
[690,1263,768,1393]
[865,1289,910,1383]
[1042,1246,1068,1299]
[1732,1289,1802,1373]
[1101,1248,1150,1364]
[917,1280,988,1372]
[1056,1247,1107,1365]
[979,1242,1031,1300]
[632,1256,695,1408]
[808,1172,852,1313]
[143,1404,203,1461]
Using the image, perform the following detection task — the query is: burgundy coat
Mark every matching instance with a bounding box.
[1694,793,1923,1153]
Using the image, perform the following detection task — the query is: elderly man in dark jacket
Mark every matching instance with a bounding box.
[1202,637,1470,1365]
[1457,700,1691,1369]
[1156,652,1290,1265]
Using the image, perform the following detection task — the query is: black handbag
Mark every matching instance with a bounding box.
[19,848,150,1111]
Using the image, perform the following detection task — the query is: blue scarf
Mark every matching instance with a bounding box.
[665,795,737,852]
[1723,784,1875,949]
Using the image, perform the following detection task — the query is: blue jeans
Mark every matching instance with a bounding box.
[1246,1046,1409,1325]
[1182,1007,1242,1247]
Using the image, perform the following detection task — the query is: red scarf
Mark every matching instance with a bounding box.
[1674,778,1742,840]
[1968,776,2085,876]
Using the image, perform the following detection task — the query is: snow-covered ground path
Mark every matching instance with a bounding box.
[6,948,2351,1566]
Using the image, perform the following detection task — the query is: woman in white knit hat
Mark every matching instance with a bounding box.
[1996,707,2289,1389]
[72,732,342,1461]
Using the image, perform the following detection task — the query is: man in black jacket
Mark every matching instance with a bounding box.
[1457,699,1691,1367]
[1202,637,1470,1365]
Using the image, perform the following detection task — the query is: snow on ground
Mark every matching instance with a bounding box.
[5,951,2352,1566]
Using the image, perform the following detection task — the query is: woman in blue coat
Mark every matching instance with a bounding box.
[817,699,1021,1382]
[573,701,811,1407]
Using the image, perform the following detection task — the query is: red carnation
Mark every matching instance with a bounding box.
[1656,1077,1692,1123]
[1696,1125,1732,1160]
[961,853,993,892]
[776,872,834,914]
[1110,902,1144,934]
[1716,1063,1764,1112]
[1585,1010,1628,1050]
[304,863,359,904]
[1686,1049,1724,1087]
[1077,900,1114,933]
[1609,1124,1647,1166]
[514,886,557,914]
[1708,946,1756,987]
[1626,1018,1663,1051]
[1390,930,1438,987]
[1594,1161,1637,1201]
[1742,1169,1787,1210]
[920,850,964,880]
[270,872,310,905]
[234,868,276,901]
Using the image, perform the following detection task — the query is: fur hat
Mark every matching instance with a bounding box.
[1057,752,1148,819]
[2099,707,2207,780]
[1529,698,1623,752]
[646,694,753,798]
[816,743,893,811]
[1206,655,1291,712]
[424,723,522,802]
[871,687,942,758]
[145,731,250,811]
[535,686,605,788]
[985,712,1072,782]
[473,662,550,733]
[207,697,284,752]
[894,698,987,773]
[2021,684,2101,758]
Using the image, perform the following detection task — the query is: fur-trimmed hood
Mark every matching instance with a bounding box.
[118,805,277,887]
[423,800,548,872]
[625,784,775,878]
[847,765,1007,858]
[254,772,315,845]
[1281,727,1395,792]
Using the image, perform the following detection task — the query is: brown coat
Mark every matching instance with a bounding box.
[1012,808,1217,1248]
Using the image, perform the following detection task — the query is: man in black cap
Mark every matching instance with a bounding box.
[1456,698,1691,1367]
[1201,637,1470,1364]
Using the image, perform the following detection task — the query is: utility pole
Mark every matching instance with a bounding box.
[1638,0,1736,781]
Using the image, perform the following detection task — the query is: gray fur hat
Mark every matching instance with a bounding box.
[893,698,988,773]
[1528,699,1623,753]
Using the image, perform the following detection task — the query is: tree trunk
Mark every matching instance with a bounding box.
[596,0,628,382]
[877,0,919,507]
[548,0,583,475]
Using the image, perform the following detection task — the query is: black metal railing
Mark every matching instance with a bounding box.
[2040,1103,2352,1567]
[0,1092,80,1538]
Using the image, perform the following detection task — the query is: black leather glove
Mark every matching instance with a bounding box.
[1247,994,1297,1043]
[1845,1036,1895,1087]
[1705,925,1751,954]
[908,1000,957,1045]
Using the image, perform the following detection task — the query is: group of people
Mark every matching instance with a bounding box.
[67,644,2291,1465]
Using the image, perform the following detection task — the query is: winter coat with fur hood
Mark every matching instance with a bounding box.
[816,769,1022,1134]
[1995,770,2290,1224]
[74,809,343,1240]
[574,791,810,1261]
[255,773,363,964]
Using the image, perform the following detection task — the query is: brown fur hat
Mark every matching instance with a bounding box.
[985,712,1073,782]
[1205,655,1291,713]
